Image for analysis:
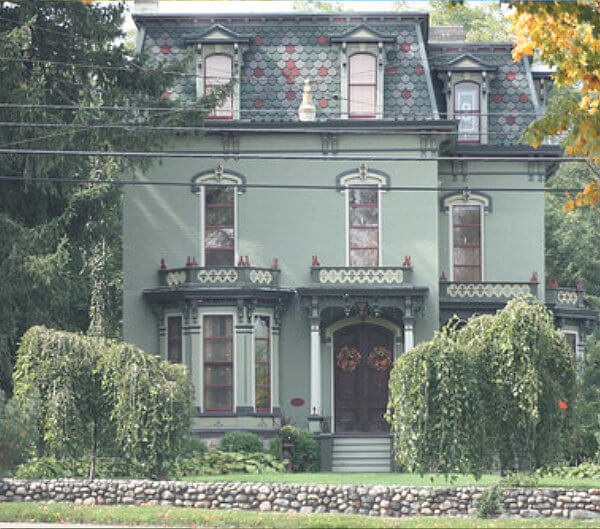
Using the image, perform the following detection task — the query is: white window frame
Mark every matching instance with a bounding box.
[340,42,385,120]
[196,172,242,267]
[454,81,481,144]
[164,311,185,365]
[449,201,485,282]
[341,172,386,267]
[195,42,245,120]
[252,312,274,414]
[203,53,234,120]
[201,311,236,414]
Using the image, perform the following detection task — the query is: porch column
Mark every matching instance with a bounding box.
[271,322,281,414]
[308,297,323,432]
[235,300,254,413]
[403,297,415,352]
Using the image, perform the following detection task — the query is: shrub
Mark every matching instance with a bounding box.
[15,457,71,479]
[179,435,208,458]
[218,432,263,453]
[0,390,39,474]
[538,462,600,479]
[172,451,286,477]
[279,425,319,472]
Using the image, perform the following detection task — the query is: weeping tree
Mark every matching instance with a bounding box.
[13,326,192,479]
[387,297,576,477]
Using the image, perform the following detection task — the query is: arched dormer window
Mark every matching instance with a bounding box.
[348,53,377,118]
[192,167,245,267]
[454,81,480,143]
[338,166,390,267]
[204,54,233,119]
[442,192,491,281]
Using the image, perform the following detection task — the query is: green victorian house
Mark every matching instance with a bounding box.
[124,4,596,471]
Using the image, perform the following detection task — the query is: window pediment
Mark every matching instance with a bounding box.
[184,24,251,45]
[440,191,492,213]
[191,166,246,194]
[331,24,395,44]
[438,53,497,73]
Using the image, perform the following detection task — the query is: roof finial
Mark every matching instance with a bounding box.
[299,78,316,122]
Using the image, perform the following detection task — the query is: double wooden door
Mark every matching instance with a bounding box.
[334,323,393,433]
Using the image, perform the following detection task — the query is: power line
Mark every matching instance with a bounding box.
[0,148,574,162]
[0,120,532,138]
[0,102,540,117]
[0,175,582,194]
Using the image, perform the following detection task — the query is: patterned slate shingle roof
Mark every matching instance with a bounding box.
[429,44,538,146]
[136,13,540,145]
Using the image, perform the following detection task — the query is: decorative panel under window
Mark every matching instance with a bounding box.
[254,316,271,412]
[203,315,234,412]
[349,187,379,266]
[204,186,235,266]
[452,205,481,281]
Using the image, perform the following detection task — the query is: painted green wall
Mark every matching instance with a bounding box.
[123,131,546,428]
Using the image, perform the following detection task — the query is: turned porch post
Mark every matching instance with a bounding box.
[309,297,322,429]
[403,297,415,352]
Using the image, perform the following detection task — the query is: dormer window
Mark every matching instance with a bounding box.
[333,25,393,120]
[204,54,233,119]
[455,81,480,143]
[349,53,377,118]
[437,53,497,144]
[184,25,250,121]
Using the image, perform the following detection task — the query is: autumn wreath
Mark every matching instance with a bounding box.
[367,346,392,371]
[336,346,361,373]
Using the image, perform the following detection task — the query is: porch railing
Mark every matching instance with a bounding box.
[545,288,585,308]
[311,266,411,286]
[440,281,537,301]
[158,266,280,288]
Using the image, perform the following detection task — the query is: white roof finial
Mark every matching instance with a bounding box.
[298,78,316,122]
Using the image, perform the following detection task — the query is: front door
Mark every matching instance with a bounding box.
[334,323,394,433]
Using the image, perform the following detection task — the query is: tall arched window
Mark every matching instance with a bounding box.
[204,54,233,119]
[451,203,483,281]
[454,81,480,143]
[348,53,377,118]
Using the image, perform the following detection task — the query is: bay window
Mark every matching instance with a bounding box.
[203,315,234,412]
[166,315,183,364]
[254,316,271,413]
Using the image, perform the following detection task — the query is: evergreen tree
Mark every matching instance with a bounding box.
[0,0,220,394]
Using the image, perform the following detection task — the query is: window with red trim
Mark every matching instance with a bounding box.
[203,315,233,412]
[454,81,480,143]
[348,186,379,266]
[349,53,377,118]
[204,186,235,266]
[204,54,233,119]
[254,316,271,413]
[167,316,183,364]
[452,204,482,281]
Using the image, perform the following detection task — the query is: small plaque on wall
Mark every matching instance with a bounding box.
[290,397,305,407]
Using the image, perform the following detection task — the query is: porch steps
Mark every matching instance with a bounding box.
[331,436,391,473]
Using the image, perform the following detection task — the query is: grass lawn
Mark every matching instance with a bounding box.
[0,503,599,528]
[179,472,600,489]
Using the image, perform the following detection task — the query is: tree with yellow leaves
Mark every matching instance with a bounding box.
[508,1,600,211]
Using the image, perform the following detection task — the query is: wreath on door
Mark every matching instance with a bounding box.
[367,346,393,371]
[336,346,361,373]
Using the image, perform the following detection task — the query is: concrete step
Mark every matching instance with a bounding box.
[331,436,391,473]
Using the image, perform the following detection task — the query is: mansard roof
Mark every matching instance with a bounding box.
[134,11,540,145]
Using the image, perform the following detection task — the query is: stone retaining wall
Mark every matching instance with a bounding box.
[1,479,600,520]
